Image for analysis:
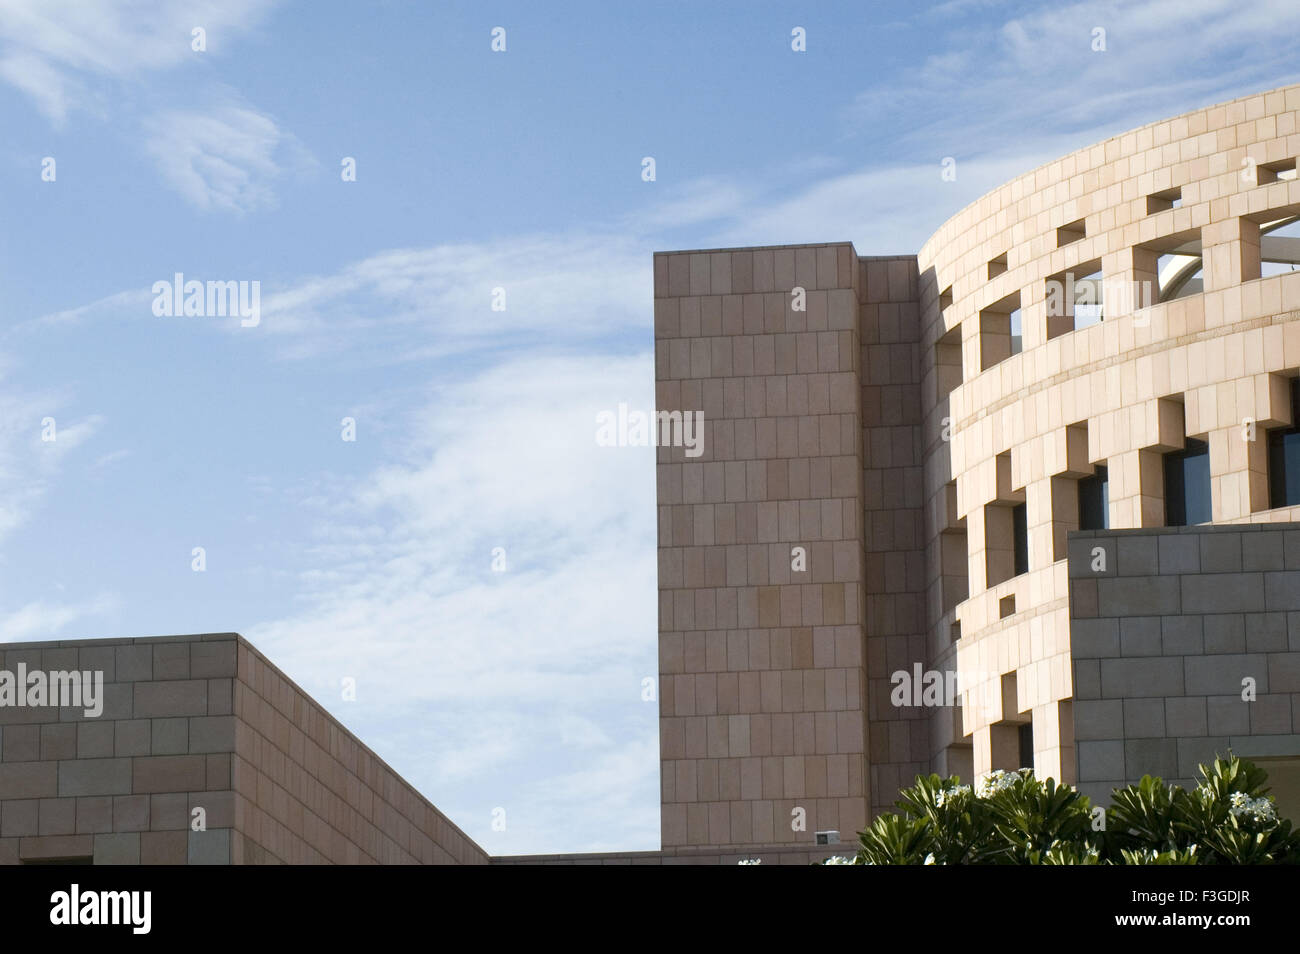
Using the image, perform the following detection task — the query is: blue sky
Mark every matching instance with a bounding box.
[0,0,1297,854]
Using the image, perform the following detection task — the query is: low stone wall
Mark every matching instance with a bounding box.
[1068,525,1300,811]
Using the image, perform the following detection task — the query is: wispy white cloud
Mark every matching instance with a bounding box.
[0,379,101,544]
[243,352,659,852]
[365,719,660,854]
[247,352,656,705]
[639,1,1300,256]
[703,155,1056,256]
[0,593,119,641]
[0,49,79,122]
[0,0,279,123]
[251,232,653,361]
[26,288,151,328]
[31,230,653,356]
[473,734,660,855]
[0,1,301,212]
[15,221,641,357]
[90,448,130,473]
[637,176,753,229]
[854,0,1300,158]
[143,104,311,213]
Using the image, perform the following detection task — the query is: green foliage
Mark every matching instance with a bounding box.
[856,812,933,865]
[985,773,1096,863]
[832,754,1300,866]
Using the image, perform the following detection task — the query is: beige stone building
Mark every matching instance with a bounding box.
[651,81,1300,855]
[5,84,1300,864]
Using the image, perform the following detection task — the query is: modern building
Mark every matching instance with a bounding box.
[649,81,1300,852]
[4,84,1300,864]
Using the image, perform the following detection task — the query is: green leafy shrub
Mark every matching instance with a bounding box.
[822,755,1300,865]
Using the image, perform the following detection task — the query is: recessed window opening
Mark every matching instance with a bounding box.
[1012,503,1028,576]
[1045,260,1103,338]
[979,291,1021,370]
[1164,438,1211,526]
[1268,378,1300,509]
[1259,158,1298,184]
[1147,187,1182,214]
[1017,722,1034,770]
[1158,251,1202,301]
[1056,218,1086,247]
[1073,268,1104,329]
[935,325,963,399]
[1079,464,1110,530]
[1261,217,1300,278]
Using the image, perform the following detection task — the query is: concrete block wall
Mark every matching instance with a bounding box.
[1068,524,1300,805]
[0,634,236,864]
[0,634,488,865]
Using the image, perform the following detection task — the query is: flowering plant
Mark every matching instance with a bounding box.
[847,755,1299,865]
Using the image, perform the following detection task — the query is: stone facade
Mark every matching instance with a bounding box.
[0,633,486,865]
[1069,524,1300,818]
[654,243,873,846]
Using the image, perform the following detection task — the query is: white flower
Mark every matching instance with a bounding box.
[974,769,1021,797]
[737,858,762,865]
[923,853,936,865]
[934,784,970,807]
[1228,794,1276,823]
[822,855,853,865]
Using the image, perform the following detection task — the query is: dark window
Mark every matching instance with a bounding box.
[1018,722,1034,770]
[1164,438,1211,526]
[1078,464,1109,530]
[1012,503,1028,575]
[1268,379,1300,508]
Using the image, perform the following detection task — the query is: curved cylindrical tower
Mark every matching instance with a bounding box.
[918,84,1300,785]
